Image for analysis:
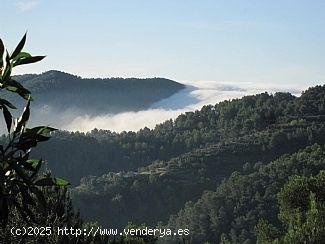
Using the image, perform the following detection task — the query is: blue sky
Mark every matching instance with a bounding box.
[1,0,325,86]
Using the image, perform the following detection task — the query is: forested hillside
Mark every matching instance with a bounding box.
[165,144,325,243]
[33,85,325,184]
[71,123,325,229]
[8,70,185,114]
[27,85,325,243]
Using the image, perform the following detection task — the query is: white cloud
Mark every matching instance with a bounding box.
[0,81,308,135]
[16,0,39,12]
[61,81,307,133]
[64,109,184,133]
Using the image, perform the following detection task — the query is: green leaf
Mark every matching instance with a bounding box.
[17,127,57,150]
[26,159,42,168]
[0,38,4,59]
[0,98,16,109]
[15,99,30,133]
[2,51,12,82]
[16,133,51,151]
[0,38,4,69]
[21,159,42,172]
[35,177,69,187]
[4,79,32,100]
[54,177,70,186]
[34,178,54,186]
[12,51,31,62]
[20,126,55,140]
[13,55,46,67]
[25,126,57,135]
[11,33,27,60]
[30,159,42,180]
[2,106,12,132]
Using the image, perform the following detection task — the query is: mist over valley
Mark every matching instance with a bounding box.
[0,70,307,134]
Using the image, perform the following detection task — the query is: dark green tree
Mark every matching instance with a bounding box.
[0,34,68,228]
[256,172,325,243]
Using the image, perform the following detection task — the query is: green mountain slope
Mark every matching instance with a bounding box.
[62,85,325,232]
[71,121,325,229]
[10,70,185,114]
[165,144,325,243]
[33,85,325,186]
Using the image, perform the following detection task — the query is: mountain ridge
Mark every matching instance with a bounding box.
[14,70,184,92]
[0,71,186,129]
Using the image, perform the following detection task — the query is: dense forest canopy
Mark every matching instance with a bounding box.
[32,85,325,184]
[166,144,325,243]
[20,84,325,243]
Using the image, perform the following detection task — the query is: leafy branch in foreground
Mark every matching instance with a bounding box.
[0,34,69,228]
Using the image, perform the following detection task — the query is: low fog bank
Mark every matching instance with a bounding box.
[1,81,308,134]
[64,81,307,132]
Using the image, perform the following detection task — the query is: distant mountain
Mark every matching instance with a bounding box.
[11,70,185,114]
